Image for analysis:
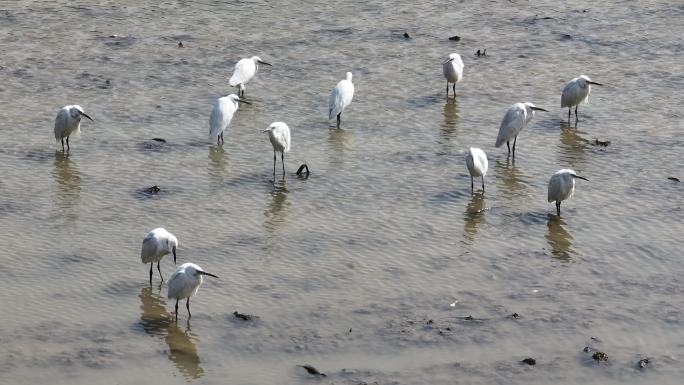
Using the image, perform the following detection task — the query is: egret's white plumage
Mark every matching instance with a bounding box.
[547,168,588,216]
[209,94,250,145]
[494,102,547,157]
[465,147,488,192]
[561,75,603,120]
[443,53,464,96]
[167,262,218,320]
[54,105,93,151]
[141,228,178,283]
[328,72,354,127]
[228,56,271,97]
[263,122,291,179]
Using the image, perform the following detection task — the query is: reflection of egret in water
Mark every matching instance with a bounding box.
[138,287,204,380]
[439,98,460,150]
[494,158,528,199]
[328,127,353,154]
[52,151,80,207]
[464,192,487,241]
[166,323,204,380]
[207,146,228,185]
[558,121,590,169]
[264,183,290,232]
[546,215,575,261]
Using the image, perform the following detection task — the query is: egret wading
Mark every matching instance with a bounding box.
[263,122,291,180]
[228,56,272,97]
[141,228,178,283]
[54,105,93,151]
[548,169,588,216]
[442,53,464,96]
[329,72,354,128]
[495,102,548,158]
[167,262,218,321]
[465,147,488,193]
[209,94,250,145]
[561,75,603,120]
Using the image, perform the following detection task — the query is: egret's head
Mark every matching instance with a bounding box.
[251,56,272,66]
[346,72,353,81]
[578,75,602,87]
[187,264,218,279]
[444,53,461,63]
[262,121,287,133]
[227,94,251,106]
[71,105,93,121]
[567,169,589,181]
[523,102,548,113]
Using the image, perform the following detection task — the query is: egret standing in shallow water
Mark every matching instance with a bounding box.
[561,75,603,120]
[54,105,93,151]
[329,72,354,128]
[465,147,488,193]
[442,53,464,96]
[228,56,272,97]
[209,94,250,145]
[263,122,291,180]
[141,228,178,283]
[168,262,218,321]
[548,169,588,216]
[495,102,548,158]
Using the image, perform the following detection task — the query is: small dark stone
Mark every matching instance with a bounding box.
[638,358,650,369]
[178,41,184,48]
[233,311,258,321]
[151,138,166,143]
[427,319,434,325]
[448,35,461,41]
[349,328,352,333]
[590,336,602,342]
[583,346,591,353]
[144,185,160,194]
[521,358,536,365]
[105,79,111,85]
[299,365,326,377]
[594,139,610,147]
[592,351,608,362]
[560,34,573,40]
[511,313,520,319]
[403,32,410,39]
[464,315,473,320]
[668,177,680,182]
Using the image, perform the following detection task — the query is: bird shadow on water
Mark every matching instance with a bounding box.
[138,286,205,380]
[264,182,290,232]
[545,214,575,262]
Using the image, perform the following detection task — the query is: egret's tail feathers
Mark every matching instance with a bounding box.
[494,135,506,148]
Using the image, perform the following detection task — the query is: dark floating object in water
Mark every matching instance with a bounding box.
[476,49,487,57]
[668,177,680,182]
[560,34,573,40]
[427,319,434,325]
[348,328,352,333]
[403,32,410,38]
[296,163,310,176]
[583,346,590,353]
[144,185,160,194]
[592,351,608,362]
[151,138,167,143]
[594,139,610,147]
[511,312,520,319]
[105,79,111,86]
[464,315,473,320]
[178,41,184,48]
[233,311,258,321]
[521,358,536,365]
[299,365,327,377]
[590,336,602,342]
[638,357,650,369]
[448,35,461,41]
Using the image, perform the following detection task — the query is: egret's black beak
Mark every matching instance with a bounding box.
[258,60,272,66]
[172,246,177,264]
[573,175,589,181]
[237,99,252,105]
[587,81,603,86]
[530,107,549,112]
[198,271,218,278]
[81,112,94,121]
[443,58,454,64]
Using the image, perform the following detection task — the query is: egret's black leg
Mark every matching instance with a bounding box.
[157,261,163,281]
[61,137,65,152]
[575,105,579,120]
[453,83,456,95]
[149,263,153,284]
[66,136,70,151]
[568,108,571,121]
[175,299,179,322]
[186,298,191,318]
[506,141,511,155]
[512,136,517,159]
[281,152,285,178]
[273,151,276,181]
[220,132,224,145]
[471,176,474,193]
[556,201,561,216]
[336,113,341,128]
[482,176,485,192]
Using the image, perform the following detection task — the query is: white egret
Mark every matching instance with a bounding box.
[54,105,93,151]
[209,94,250,145]
[228,56,272,97]
[141,228,178,283]
[561,75,603,120]
[465,147,488,193]
[329,72,354,128]
[548,169,588,216]
[442,53,464,96]
[167,262,218,321]
[495,102,548,158]
[263,122,291,180]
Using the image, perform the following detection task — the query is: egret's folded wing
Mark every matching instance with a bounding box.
[229,60,253,86]
[141,234,159,263]
[495,106,524,147]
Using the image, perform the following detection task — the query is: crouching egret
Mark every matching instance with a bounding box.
[209,94,250,145]
[442,53,464,96]
[561,75,603,120]
[141,228,178,283]
[229,56,272,97]
[465,147,488,193]
[495,102,548,158]
[54,105,93,151]
[548,169,588,216]
[168,262,218,321]
[263,122,291,180]
[329,72,354,128]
